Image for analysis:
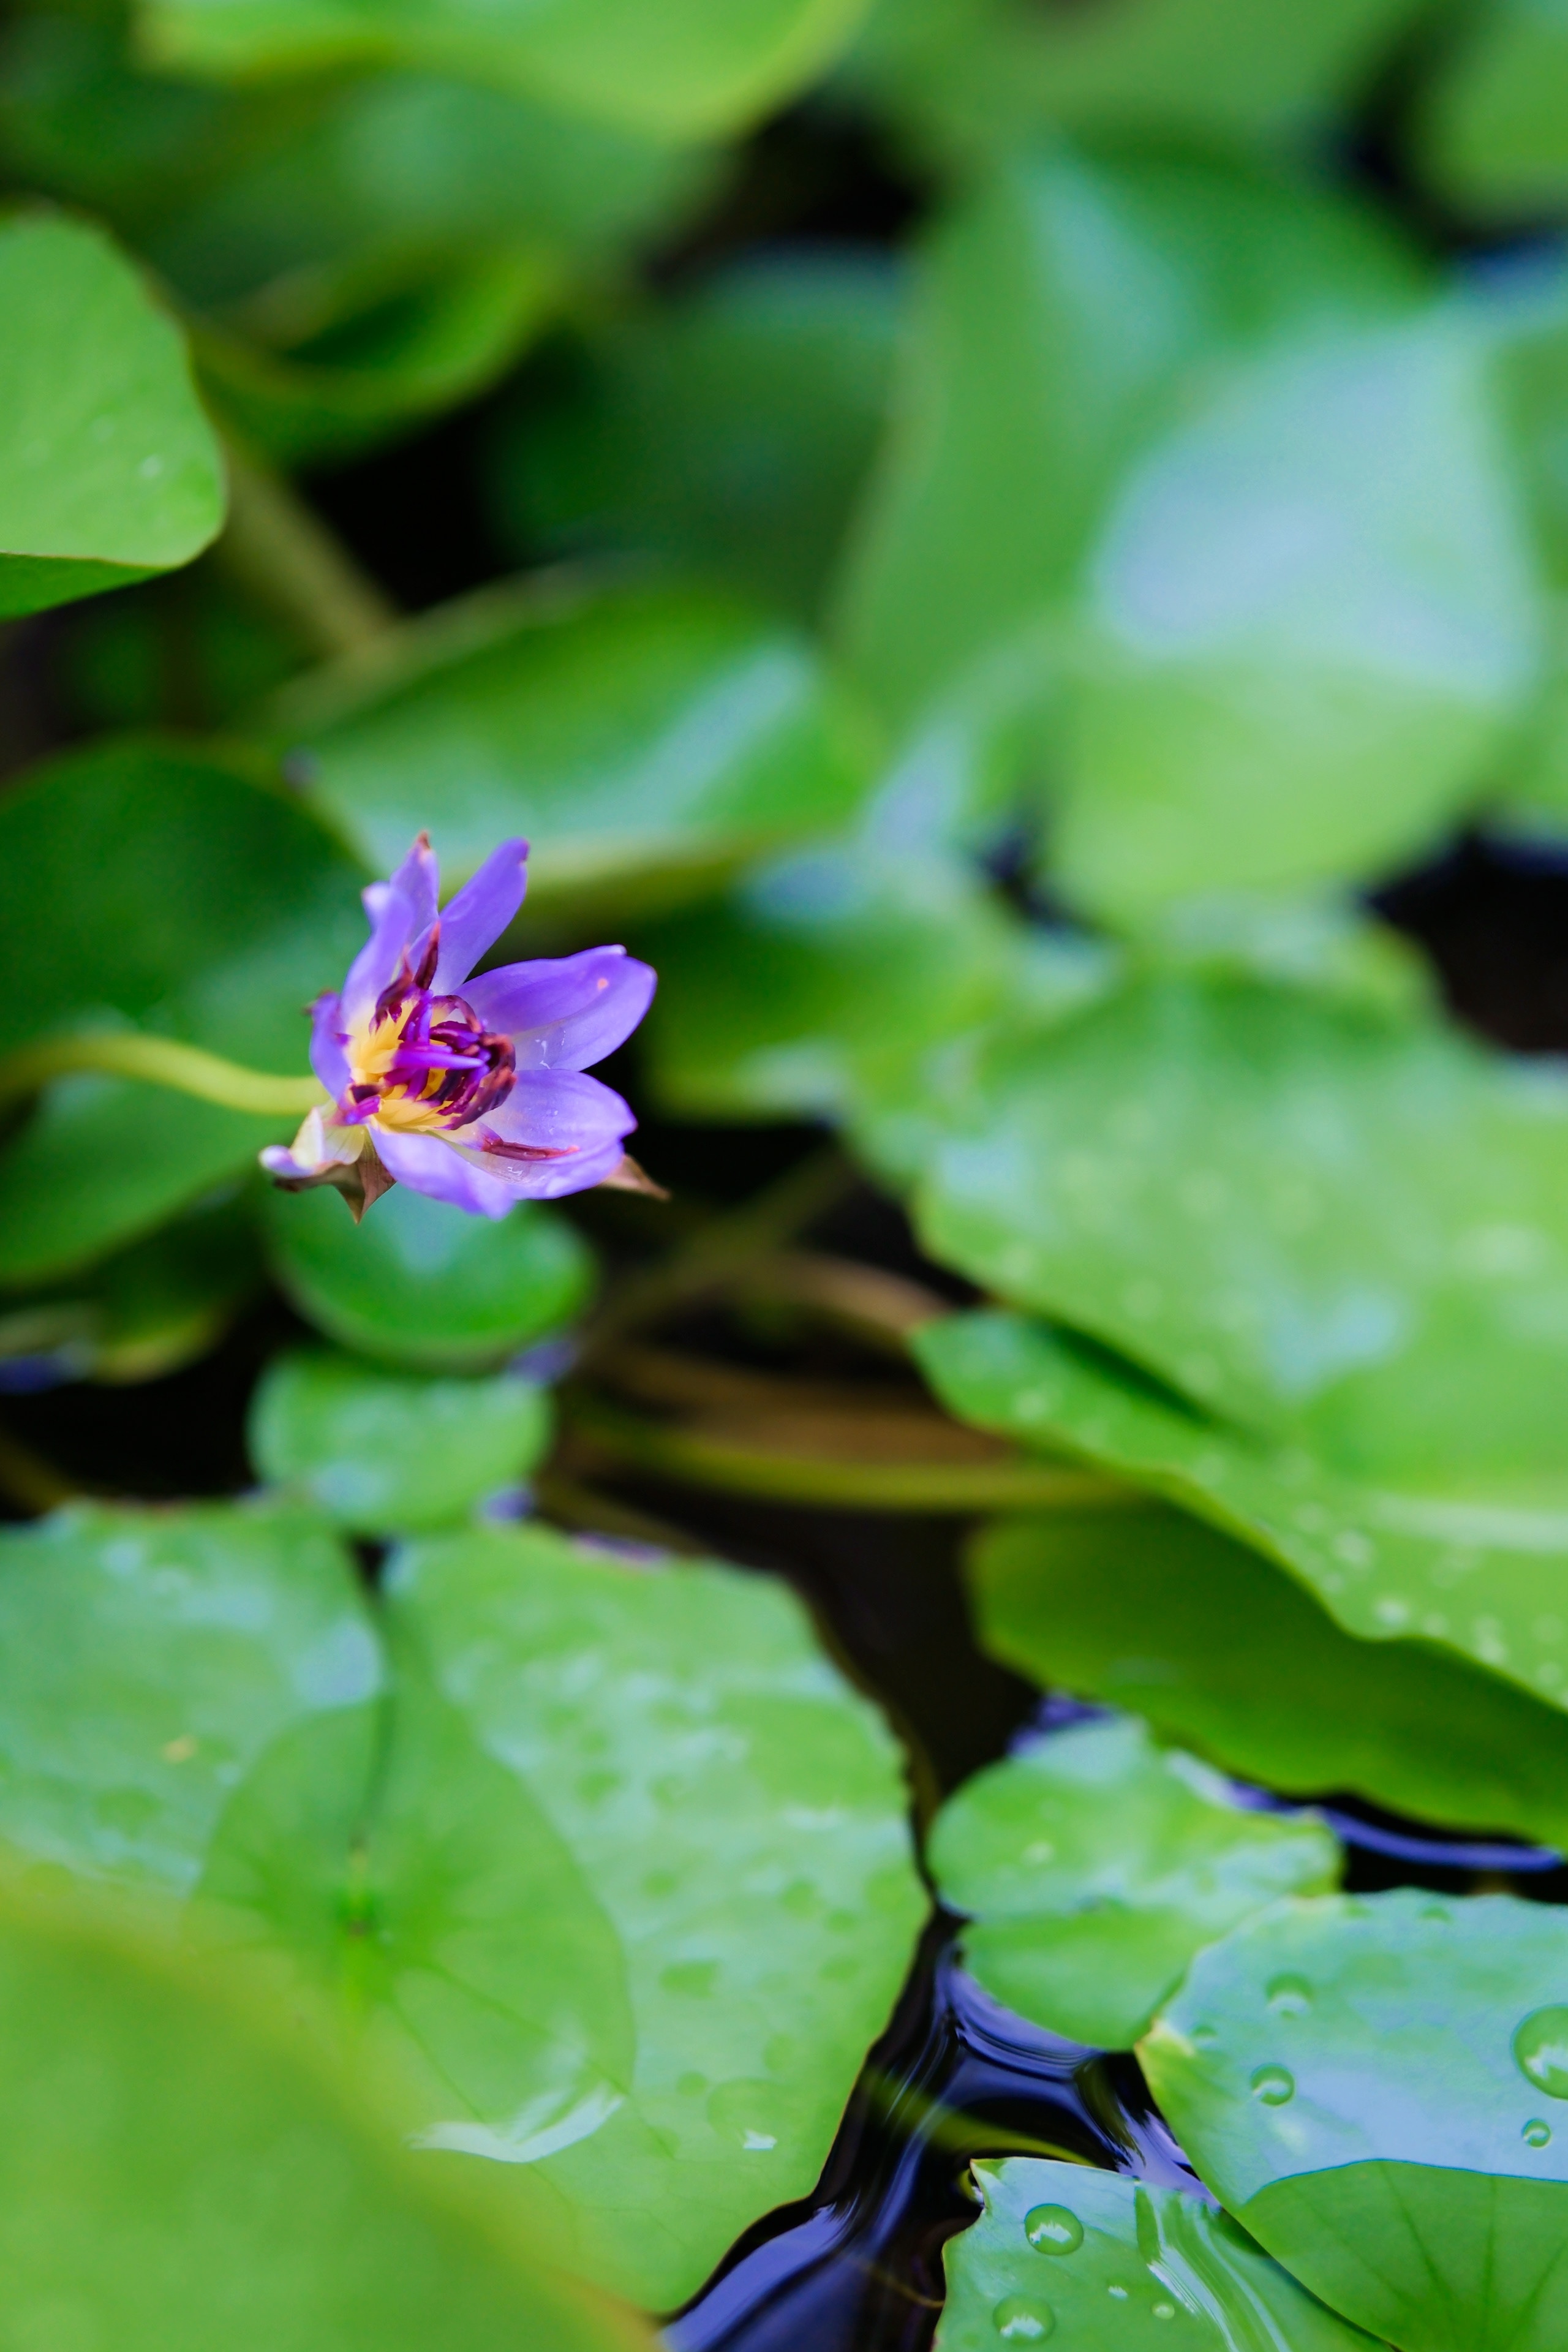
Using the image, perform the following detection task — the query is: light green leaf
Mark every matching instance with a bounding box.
[138,0,873,141]
[968,1505,1568,1855]
[497,252,901,620]
[0,210,224,616]
[1142,1890,1568,2352]
[935,2156,1381,2351]
[0,1500,381,1893]
[262,575,873,925]
[0,1882,649,2352]
[927,1715,1338,2049]
[249,1347,552,1532]
[913,976,1568,1480]
[835,147,1421,732]
[1057,309,1541,922]
[0,736,366,1284]
[1414,0,1568,220]
[918,1309,1568,1723]
[263,1180,594,1372]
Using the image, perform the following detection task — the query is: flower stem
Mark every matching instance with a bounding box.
[0,1033,325,1118]
[215,439,398,662]
[567,1399,1138,1515]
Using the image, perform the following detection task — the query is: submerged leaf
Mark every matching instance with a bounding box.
[928,1715,1338,2049]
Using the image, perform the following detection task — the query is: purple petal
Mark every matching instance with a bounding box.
[373,1126,515,1218]
[308,993,350,1096]
[342,835,440,1028]
[445,1067,634,1200]
[465,948,657,1072]
[259,1142,320,1181]
[458,1134,630,1200]
[433,837,529,991]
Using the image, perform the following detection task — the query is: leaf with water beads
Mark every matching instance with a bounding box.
[935,2157,1381,2350]
[927,1715,1339,2050]
[1141,1890,1568,2351]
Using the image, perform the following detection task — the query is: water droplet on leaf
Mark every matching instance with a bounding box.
[993,2296,1054,2339]
[1515,2008,1568,2100]
[1250,2065,1295,2106]
[1524,2118,1553,2147]
[1265,1975,1311,2017]
[1024,2205,1083,2255]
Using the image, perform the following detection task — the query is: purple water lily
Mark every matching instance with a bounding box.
[262,833,656,1219]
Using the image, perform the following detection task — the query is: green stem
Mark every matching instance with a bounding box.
[0,1033,325,1118]
[216,439,398,662]
[568,1400,1139,1515]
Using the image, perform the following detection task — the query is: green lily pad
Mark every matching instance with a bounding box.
[927,1714,1339,2049]
[0,1881,646,2352]
[262,574,872,925]
[969,1505,1568,1855]
[935,2156,1383,2350]
[0,1502,926,2310]
[0,1500,380,1893]
[1414,0,1568,221]
[138,0,872,141]
[1142,1890,1568,2352]
[263,1180,594,1372]
[249,1347,552,1532]
[913,974,1568,1479]
[497,251,900,620]
[918,1308,1568,1722]
[835,146,1422,732]
[0,736,367,1286]
[0,211,224,616]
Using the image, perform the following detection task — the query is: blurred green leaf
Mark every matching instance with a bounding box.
[0,1500,380,1891]
[263,574,874,924]
[935,2157,1379,2351]
[264,1180,594,1371]
[0,211,224,616]
[927,1714,1338,2049]
[848,0,1431,165]
[496,252,901,619]
[970,1504,1568,1853]
[919,1308,1568,1726]
[249,1346,552,1531]
[1414,0,1568,221]
[911,976,1568,1481]
[138,0,875,140]
[0,737,366,1285]
[0,1882,649,2352]
[1142,1890,1568,2352]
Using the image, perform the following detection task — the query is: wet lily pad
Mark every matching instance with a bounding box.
[0,211,224,616]
[1142,1890,1568,2352]
[970,1505,1568,1855]
[249,1348,552,1532]
[918,1308,1568,1722]
[263,1179,594,1372]
[0,1504,925,2311]
[936,2156,1382,2350]
[927,1714,1338,2049]
[0,1881,646,2352]
[263,574,872,924]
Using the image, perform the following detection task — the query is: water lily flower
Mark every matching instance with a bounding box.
[262,834,656,1219]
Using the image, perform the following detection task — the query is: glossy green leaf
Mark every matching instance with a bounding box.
[927,1715,1338,2050]
[0,1883,647,2352]
[836,147,1422,731]
[970,1506,1568,1854]
[935,2156,1381,2351]
[263,575,873,924]
[0,737,366,1285]
[249,1347,552,1531]
[138,0,873,140]
[0,1502,925,2310]
[641,845,1110,1185]
[1057,308,1540,922]
[497,252,900,619]
[0,211,224,616]
[913,975,1568,1480]
[919,1308,1568,1722]
[1415,0,1568,220]
[263,1179,594,1372]
[1142,1891,1568,2352]
[0,1500,380,1891]
[194,248,559,466]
